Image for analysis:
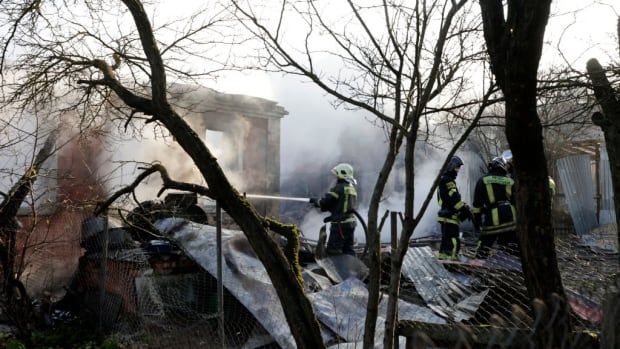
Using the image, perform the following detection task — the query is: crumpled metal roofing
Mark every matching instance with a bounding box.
[402,246,489,322]
[155,218,310,348]
[155,218,445,348]
[308,278,445,346]
[315,254,369,284]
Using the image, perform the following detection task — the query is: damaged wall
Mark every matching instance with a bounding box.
[15,85,289,297]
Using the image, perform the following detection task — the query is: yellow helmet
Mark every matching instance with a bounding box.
[331,163,354,180]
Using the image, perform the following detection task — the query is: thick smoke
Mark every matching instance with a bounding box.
[273,77,485,243]
[100,86,255,204]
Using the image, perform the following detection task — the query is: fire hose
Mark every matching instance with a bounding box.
[244,193,370,255]
[244,193,441,258]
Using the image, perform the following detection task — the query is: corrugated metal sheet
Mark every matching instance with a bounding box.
[556,155,598,235]
[401,246,488,322]
[156,218,310,348]
[155,218,444,348]
[308,278,445,346]
[599,147,616,225]
[315,254,369,284]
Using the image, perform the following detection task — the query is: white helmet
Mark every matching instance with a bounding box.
[501,149,514,172]
[331,163,354,180]
[501,149,513,166]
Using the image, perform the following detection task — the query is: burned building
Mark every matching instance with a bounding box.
[168,84,287,218]
[14,85,288,300]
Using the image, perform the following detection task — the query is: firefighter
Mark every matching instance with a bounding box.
[437,155,471,260]
[548,176,556,208]
[501,149,514,177]
[472,157,518,258]
[503,148,556,206]
[310,163,358,256]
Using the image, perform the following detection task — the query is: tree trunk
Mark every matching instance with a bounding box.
[363,134,402,349]
[383,211,400,349]
[382,124,417,349]
[601,274,620,349]
[118,1,324,347]
[383,84,492,348]
[586,58,620,264]
[163,113,324,348]
[506,95,571,347]
[479,1,572,347]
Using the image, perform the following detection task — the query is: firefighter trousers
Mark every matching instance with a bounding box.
[475,230,520,259]
[327,221,356,256]
[439,222,460,259]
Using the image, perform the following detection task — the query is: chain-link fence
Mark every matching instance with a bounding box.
[10,200,619,348]
[397,227,617,348]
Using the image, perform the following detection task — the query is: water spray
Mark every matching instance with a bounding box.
[243,193,312,202]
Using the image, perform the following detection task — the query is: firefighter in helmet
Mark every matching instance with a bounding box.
[472,157,518,258]
[310,163,358,255]
[437,155,471,260]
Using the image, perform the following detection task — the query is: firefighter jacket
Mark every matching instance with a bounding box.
[472,170,516,235]
[318,178,358,224]
[437,171,470,225]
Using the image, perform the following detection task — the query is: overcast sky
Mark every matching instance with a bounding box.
[200,1,620,178]
[202,0,619,239]
[2,0,618,239]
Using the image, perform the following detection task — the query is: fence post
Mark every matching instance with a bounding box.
[216,201,225,348]
[98,213,109,333]
[602,274,620,349]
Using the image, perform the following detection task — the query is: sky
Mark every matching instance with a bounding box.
[196,1,619,240]
[2,0,619,241]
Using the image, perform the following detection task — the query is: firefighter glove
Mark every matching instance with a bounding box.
[309,198,320,208]
[458,204,472,221]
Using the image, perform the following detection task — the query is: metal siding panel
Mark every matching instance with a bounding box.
[599,147,616,224]
[556,155,598,235]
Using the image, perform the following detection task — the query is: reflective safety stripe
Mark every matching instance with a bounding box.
[472,207,481,214]
[482,221,516,234]
[549,177,556,196]
[454,200,465,209]
[328,191,339,198]
[438,252,456,260]
[485,183,495,205]
[437,216,460,224]
[341,185,357,219]
[481,175,515,228]
[333,217,357,224]
[451,237,458,259]
[344,187,356,195]
[483,175,514,186]
[491,207,499,226]
[482,175,514,207]
[448,188,457,196]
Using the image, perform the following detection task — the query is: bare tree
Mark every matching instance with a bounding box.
[0,1,324,347]
[478,0,572,347]
[586,18,620,261]
[229,0,499,347]
[585,19,620,348]
[470,69,601,173]
[0,130,56,343]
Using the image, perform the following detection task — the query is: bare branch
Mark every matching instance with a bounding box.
[94,163,213,215]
